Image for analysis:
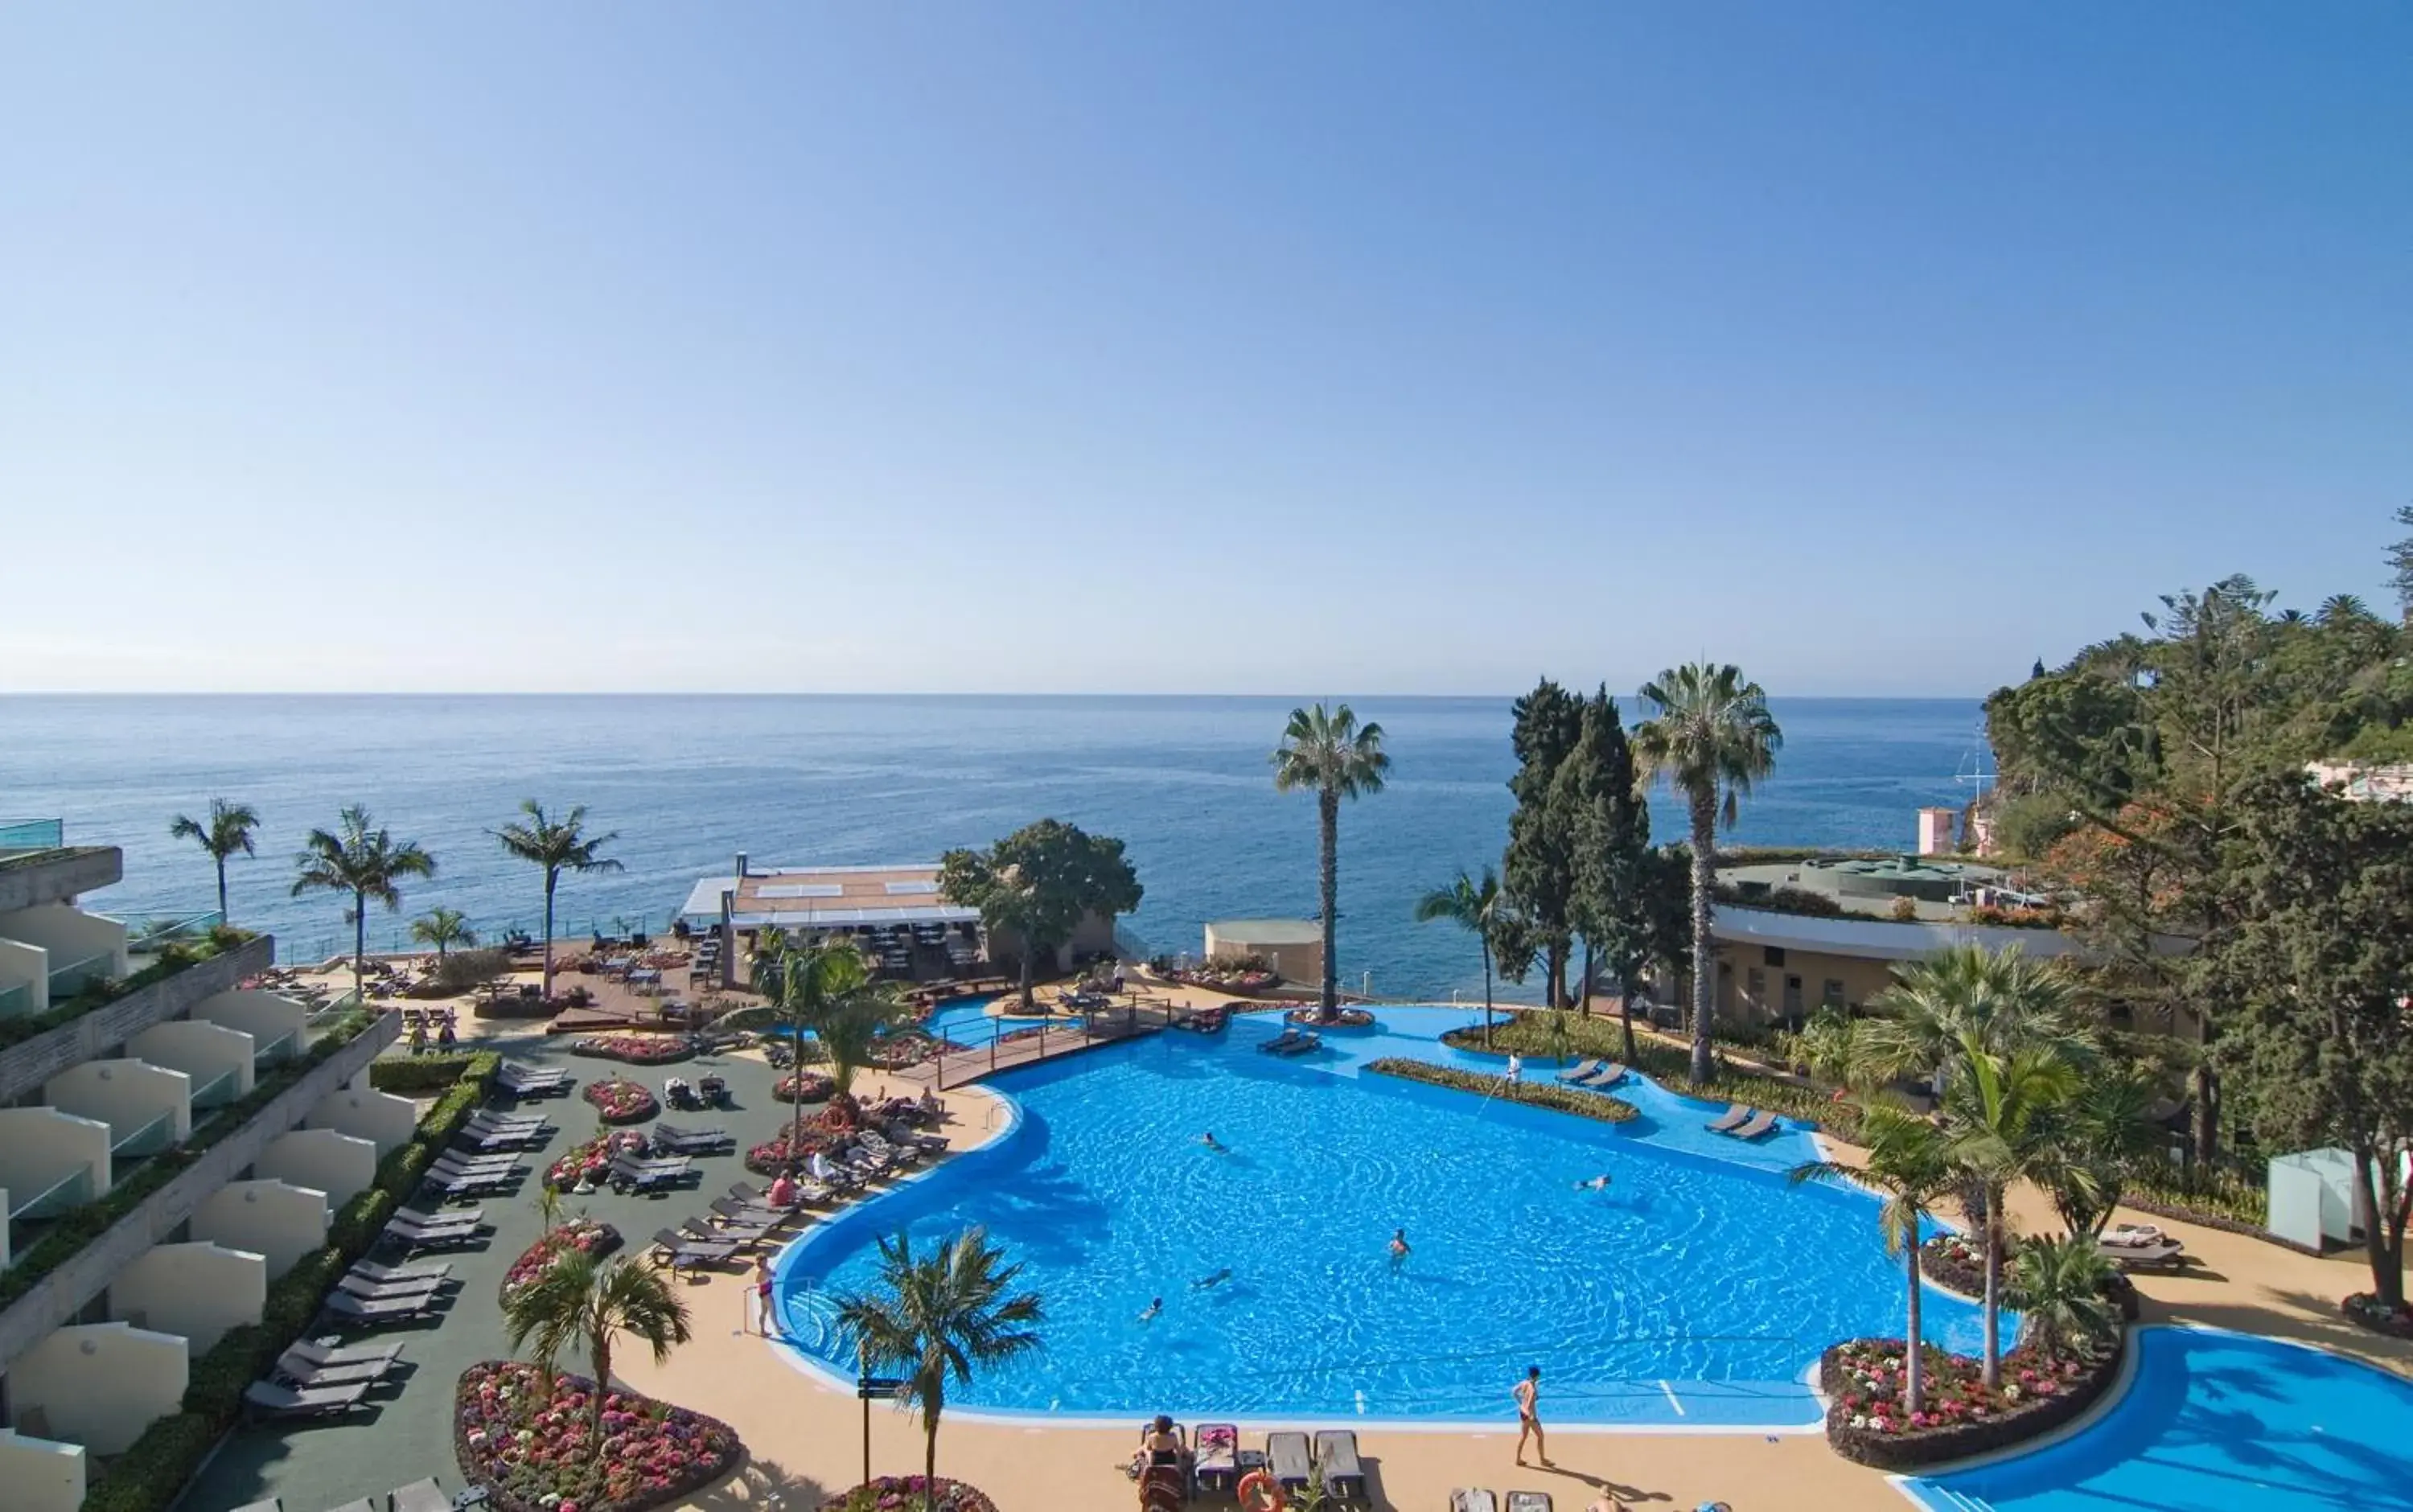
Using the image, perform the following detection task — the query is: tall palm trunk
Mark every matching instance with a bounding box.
[1686,791,1717,1086]
[1579,943,1593,1017]
[1017,949,1036,1012]
[1905,1239,1926,1415]
[1317,788,1339,1020]
[351,888,368,1002]
[1981,1185,2004,1387]
[214,860,230,922]
[1481,935,1494,1050]
[590,1335,611,1451]
[921,1370,945,1512]
[541,869,559,1001]
[790,1000,807,1169]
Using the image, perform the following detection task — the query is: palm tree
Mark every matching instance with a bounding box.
[1633,663,1782,1085]
[730,935,899,1159]
[1856,943,2092,1095]
[833,1227,1044,1510]
[1943,1037,2081,1387]
[290,806,437,1001]
[2041,1062,2166,1239]
[1271,704,1390,1021]
[500,1251,693,1451]
[2007,1234,2119,1362]
[409,906,476,961]
[1414,867,1506,1047]
[169,799,260,922]
[1790,1103,1959,1418]
[493,801,623,1001]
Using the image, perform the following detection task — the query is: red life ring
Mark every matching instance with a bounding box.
[1237,1468,1286,1512]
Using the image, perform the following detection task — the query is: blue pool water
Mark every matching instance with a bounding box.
[1907,1328,2413,1512]
[773,1007,1985,1425]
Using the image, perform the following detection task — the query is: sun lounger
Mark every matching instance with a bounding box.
[499,1059,570,1084]
[335,1272,446,1303]
[1704,1104,1753,1133]
[1555,1058,1602,1084]
[2101,1237,2189,1269]
[1729,1111,1781,1140]
[653,1123,734,1154]
[651,1227,739,1272]
[320,1289,442,1326]
[387,1477,450,1512]
[610,1154,693,1192]
[710,1196,793,1229]
[420,1167,521,1198]
[686,1214,774,1248]
[1450,1491,1498,1512]
[377,1218,484,1253]
[1504,1494,1553,1512]
[1582,1062,1628,1087]
[347,1259,451,1287]
[281,1337,405,1373]
[1313,1430,1364,1502]
[1193,1424,1240,1494]
[1265,1432,1313,1493]
[427,1151,520,1173]
[273,1354,397,1389]
[242,1378,371,1418]
[450,1125,547,1152]
[393,1204,483,1227]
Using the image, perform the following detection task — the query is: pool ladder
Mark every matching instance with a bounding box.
[1922,1488,1998,1512]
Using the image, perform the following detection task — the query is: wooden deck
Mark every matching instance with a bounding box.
[898,1004,1182,1088]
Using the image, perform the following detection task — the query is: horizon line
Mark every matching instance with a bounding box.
[0,688,1992,701]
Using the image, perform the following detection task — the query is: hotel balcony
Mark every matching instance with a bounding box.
[0,933,273,1107]
[0,1424,84,1512]
[189,986,308,1070]
[0,1109,114,1229]
[0,903,129,1024]
[8,1320,187,1455]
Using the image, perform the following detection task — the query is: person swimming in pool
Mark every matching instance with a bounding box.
[1201,1131,1225,1152]
[1192,1268,1232,1289]
[1576,1173,1612,1191]
[1388,1227,1411,1266]
[1137,1296,1163,1322]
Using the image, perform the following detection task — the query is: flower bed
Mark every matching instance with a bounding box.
[1922,1233,2140,1320]
[1364,1058,1638,1123]
[454,1361,742,1512]
[569,1035,694,1066]
[584,1078,660,1124]
[867,1030,943,1069]
[548,1131,649,1190]
[1820,1335,2125,1471]
[1285,1005,1378,1029]
[772,1071,836,1104]
[2343,1292,2413,1338]
[817,1477,998,1512]
[745,1125,837,1177]
[499,1221,623,1304]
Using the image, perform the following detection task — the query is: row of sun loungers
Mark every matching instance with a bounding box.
[1157,1426,1362,1503]
[1451,1493,1556,1512]
[1704,1103,1782,1140]
[496,1059,573,1099]
[1554,1058,1629,1089]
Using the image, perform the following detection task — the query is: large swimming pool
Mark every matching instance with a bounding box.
[1904,1327,2413,1512]
[773,1007,1986,1426]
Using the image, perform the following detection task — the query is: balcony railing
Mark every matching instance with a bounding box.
[0,820,64,857]
[125,911,224,955]
[251,1029,298,1067]
[109,1112,175,1161]
[188,1067,238,1109]
[44,951,115,1002]
[6,1168,92,1225]
[0,982,30,1021]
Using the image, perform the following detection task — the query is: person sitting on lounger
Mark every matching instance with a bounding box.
[768,1172,800,1209]
[1137,1296,1162,1322]
[1192,1268,1232,1289]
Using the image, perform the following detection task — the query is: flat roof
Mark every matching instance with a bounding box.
[1206,918,1322,944]
[676,864,982,930]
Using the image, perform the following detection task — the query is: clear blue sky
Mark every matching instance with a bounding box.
[2,5,2405,696]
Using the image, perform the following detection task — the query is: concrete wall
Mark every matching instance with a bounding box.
[128,1018,257,1103]
[254,1128,376,1207]
[191,1180,331,1280]
[44,1058,193,1146]
[189,985,306,1062]
[1712,942,1906,1025]
[0,847,121,915]
[0,1109,113,1208]
[0,1427,84,1512]
[0,1010,395,1370]
[1202,923,1323,987]
[0,935,274,1107]
[0,938,47,1017]
[8,1322,188,1455]
[0,904,127,982]
[306,1083,416,1156]
[108,1242,267,1354]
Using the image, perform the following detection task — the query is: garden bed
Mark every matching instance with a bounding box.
[1285,1005,1378,1029]
[454,1361,743,1512]
[499,1221,623,1303]
[1919,1234,2137,1322]
[585,1078,660,1124]
[549,1131,649,1190]
[1820,1334,2125,1471]
[772,1071,836,1103]
[2343,1292,2413,1338]
[818,1477,999,1512]
[569,1034,696,1066]
[1364,1058,1638,1123]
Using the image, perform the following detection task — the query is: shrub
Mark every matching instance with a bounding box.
[371,1053,481,1093]
[79,1411,225,1512]
[1439,1017,1868,1140]
[1364,1058,1638,1123]
[432,947,514,992]
[1890,896,1920,922]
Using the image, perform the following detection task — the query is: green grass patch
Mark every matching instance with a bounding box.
[1364,1056,1638,1123]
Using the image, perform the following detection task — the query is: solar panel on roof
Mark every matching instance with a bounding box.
[756,883,845,898]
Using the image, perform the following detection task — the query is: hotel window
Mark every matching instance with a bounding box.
[1762,946,1787,967]
[1823,979,1846,1009]
[1746,967,1766,1004]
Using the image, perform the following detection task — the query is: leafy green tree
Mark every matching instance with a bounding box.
[492,800,623,1001]
[730,932,901,1152]
[500,1250,693,1452]
[1269,705,1389,1020]
[1634,663,1783,1085]
[1503,679,1586,1008]
[2389,502,2413,620]
[1414,867,1506,1048]
[1790,1104,1958,1418]
[169,798,260,922]
[834,1227,1044,1510]
[1639,843,1696,1016]
[409,906,476,961]
[1557,688,1653,1058]
[939,820,1144,1012]
[1944,1040,2080,1387]
[290,806,437,1001]
[2007,1235,2119,1362]
[2038,1062,2167,1239]
[2220,770,2413,1309]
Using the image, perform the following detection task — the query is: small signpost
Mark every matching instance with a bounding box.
[857,1374,905,1487]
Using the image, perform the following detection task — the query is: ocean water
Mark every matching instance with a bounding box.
[775,1006,1987,1424]
[0,695,1983,1000]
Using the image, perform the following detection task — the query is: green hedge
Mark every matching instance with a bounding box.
[1364,1057,1639,1123]
[0,1007,380,1311]
[1441,1016,1865,1140]
[370,1053,482,1094]
[80,1052,500,1512]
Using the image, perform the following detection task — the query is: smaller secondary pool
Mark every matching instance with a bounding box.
[1904,1327,2413,1512]
[774,992,1046,1046]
